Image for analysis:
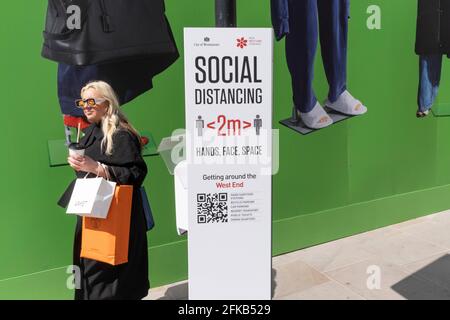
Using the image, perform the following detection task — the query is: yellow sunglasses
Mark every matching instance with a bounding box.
[75,98,107,109]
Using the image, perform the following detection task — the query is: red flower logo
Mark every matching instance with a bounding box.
[236,37,248,49]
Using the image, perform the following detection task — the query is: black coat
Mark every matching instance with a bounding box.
[59,123,149,300]
[416,0,450,55]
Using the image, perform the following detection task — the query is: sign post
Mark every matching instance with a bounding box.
[215,0,236,27]
[184,28,273,299]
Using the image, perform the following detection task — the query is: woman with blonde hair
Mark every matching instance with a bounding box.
[59,81,149,300]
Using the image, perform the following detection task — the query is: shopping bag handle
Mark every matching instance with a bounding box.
[81,163,110,180]
[99,162,111,181]
[83,172,91,179]
[82,170,100,180]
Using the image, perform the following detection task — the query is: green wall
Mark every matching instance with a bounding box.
[2,0,450,299]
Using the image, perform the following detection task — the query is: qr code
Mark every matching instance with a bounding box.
[197,193,228,224]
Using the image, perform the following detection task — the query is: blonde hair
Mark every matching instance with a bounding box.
[80,81,141,156]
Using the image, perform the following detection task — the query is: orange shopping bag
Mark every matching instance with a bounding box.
[81,185,133,266]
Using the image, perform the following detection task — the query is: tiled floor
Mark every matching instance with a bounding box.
[144,210,450,300]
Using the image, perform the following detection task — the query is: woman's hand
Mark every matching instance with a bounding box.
[68,155,99,174]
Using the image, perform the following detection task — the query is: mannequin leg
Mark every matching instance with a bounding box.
[285,0,319,113]
[417,54,443,115]
[319,0,367,115]
[285,0,333,129]
[318,0,348,102]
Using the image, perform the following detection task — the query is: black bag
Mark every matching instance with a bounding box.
[140,187,155,231]
[42,0,179,66]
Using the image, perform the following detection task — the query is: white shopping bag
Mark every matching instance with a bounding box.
[66,177,117,219]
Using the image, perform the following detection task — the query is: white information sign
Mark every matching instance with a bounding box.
[184,28,273,300]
